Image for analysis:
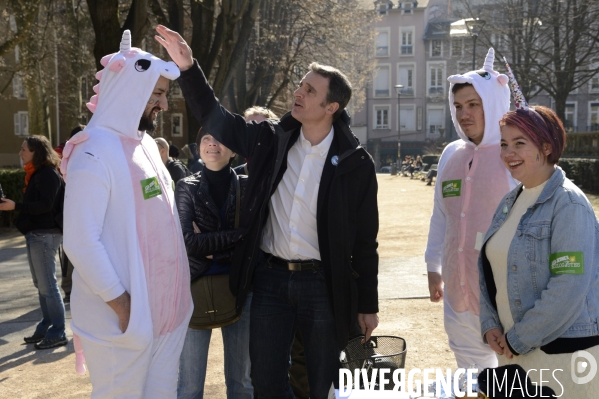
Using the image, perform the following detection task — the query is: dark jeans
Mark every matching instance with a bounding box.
[250,254,340,399]
[289,329,310,399]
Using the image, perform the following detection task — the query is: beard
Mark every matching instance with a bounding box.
[138,107,160,133]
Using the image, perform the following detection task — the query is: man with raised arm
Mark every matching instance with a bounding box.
[156,25,380,399]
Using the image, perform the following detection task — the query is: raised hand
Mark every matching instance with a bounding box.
[154,25,193,71]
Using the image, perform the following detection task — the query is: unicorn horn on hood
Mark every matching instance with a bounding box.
[120,30,131,52]
[482,48,495,73]
[503,57,529,110]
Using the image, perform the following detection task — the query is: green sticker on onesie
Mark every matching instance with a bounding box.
[141,176,162,200]
[442,180,462,198]
[550,252,584,276]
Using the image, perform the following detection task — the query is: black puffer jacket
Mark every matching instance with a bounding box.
[175,165,247,281]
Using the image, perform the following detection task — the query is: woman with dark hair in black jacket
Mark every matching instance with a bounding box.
[175,129,252,398]
[0,136,67,350]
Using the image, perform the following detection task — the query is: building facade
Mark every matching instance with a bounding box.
[356,0,599,170]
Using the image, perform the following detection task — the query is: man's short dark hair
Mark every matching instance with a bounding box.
[309,62,352,121]
[451,82,472,95]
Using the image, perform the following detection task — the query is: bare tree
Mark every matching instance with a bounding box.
[457,0,599,122]
[224,0,375,115]
[0,0,43,58]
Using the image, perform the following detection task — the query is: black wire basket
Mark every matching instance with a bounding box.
[340,335,407,390]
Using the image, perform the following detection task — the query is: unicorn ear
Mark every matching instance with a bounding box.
[483,48,495,72]
[497,74,509,86]
[100,53,116,67]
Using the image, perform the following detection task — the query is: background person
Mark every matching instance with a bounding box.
[155,137,191,183]
[233,106,277,176]
[175,129,252,399]
[0,136,67,350]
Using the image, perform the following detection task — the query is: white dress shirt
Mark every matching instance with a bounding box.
[260,126,334,260]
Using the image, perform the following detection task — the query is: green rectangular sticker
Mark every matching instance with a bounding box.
[442,179,462,198]
[141,176,162,200]
[550,252,584,276]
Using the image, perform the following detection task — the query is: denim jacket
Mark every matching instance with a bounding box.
[479,167,599,355]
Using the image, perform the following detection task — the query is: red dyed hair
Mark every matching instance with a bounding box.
[499,106,566,165]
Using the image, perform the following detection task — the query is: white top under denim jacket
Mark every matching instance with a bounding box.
[479,167,599,356]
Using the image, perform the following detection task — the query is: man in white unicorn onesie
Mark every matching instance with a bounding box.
[61,30,192,398]
[425,49,518,369]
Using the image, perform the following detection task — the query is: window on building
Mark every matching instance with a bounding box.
[590,103,599,131]
[399,106,415,130]
[431,40,442,57]
[428,65,444,95]
[451,39,463,57]
[14,45,19,62]
[590,73,599,93]
[375,106,390,129]
[374,66,390,97]
[377,3,389,15]
[401,30,413,55]
[564,103,576,131]
[428,108,444,134]
[376,31,389,57]
[14,111,29,136]
[171,113,183,137]
[12,74,26,99]
[401,2,413,14]
[397,66,414,96]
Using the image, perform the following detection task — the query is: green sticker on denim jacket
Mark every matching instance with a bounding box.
[442,180,462,198]
[550,252,584,276]
[141,176,162,200]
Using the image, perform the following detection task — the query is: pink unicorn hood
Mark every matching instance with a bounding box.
[447,48,511,146]
[85,30,179,140]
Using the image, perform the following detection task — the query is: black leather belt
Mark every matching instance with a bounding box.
[267,253,321,272]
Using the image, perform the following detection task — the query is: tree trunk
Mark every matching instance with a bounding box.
[86,0,121,71]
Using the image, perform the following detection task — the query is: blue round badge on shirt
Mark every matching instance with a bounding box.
[331,155,339,166]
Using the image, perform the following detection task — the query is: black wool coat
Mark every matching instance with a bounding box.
[175,166,248,281]
[15,164,63,235]
[178,61,379,350]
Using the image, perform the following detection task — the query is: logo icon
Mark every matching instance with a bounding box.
[331,155,339,166]
[140,176,162,200]
[135,59,151,72]
[571,350,597,384]
[442,180,462,198]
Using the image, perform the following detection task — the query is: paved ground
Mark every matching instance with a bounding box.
[0,174,454,398]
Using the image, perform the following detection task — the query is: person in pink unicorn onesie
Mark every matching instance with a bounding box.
[425,48,518,369]
[61,30,192,398]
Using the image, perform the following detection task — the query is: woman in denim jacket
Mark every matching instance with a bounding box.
[479,105,599,397]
